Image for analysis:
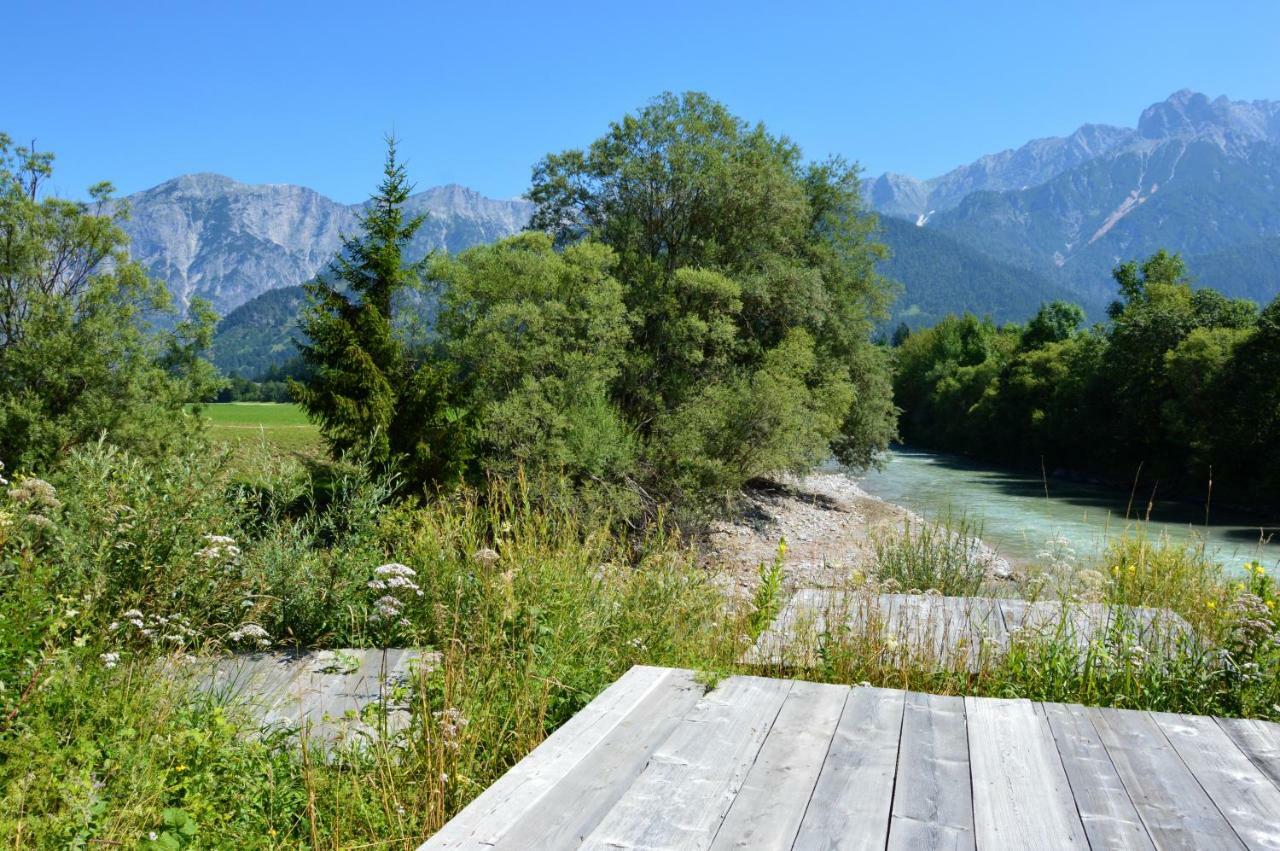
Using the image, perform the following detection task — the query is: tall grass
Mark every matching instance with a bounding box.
[870,514,990,595]
[2,444,1279,846]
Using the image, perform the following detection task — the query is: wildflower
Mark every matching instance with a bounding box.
[0,461,7,487]
[101,652,120,669]
[371,595,404,621]
[149,832,158,841]
[23,514,55,533]
[1207,600,1216,610]
[434,706,469,745]
[8,477,60,511]
[196,534,241,564]
[227,623,271,648]
[473,547,500,567]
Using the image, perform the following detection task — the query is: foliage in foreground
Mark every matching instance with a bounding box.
[3,443,1280,847]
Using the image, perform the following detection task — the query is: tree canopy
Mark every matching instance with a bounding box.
[894,250,1278,509]
[0,134,218,471]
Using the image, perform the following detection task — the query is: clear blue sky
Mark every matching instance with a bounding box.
[11,0,1280,202]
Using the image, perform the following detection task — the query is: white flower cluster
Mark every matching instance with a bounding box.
[368,562,423,595]
[196,533,241,565]
[100,651,121,669]
[0,461,8,487]
[433,706,469,749]
[227,622,271,649]
[7,476,60,511]
[369,563,422,627]
[109,608,197,646]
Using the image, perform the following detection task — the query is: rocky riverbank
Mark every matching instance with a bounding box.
[701,471,1013,599]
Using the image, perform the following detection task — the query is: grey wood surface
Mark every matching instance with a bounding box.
[1153,712,1280,850]
[966,696,1087,849]
[418,666,1280,851]
[709,680,848,850]
[1039,702,1155,851]
[1089,706,1246,850]
[424,665,682,849]
[198,647,432,748]
[744,591,1187,670]
[579,675,793,851]
[488,669,704,851]
[887,691,975,851]
[1218,716,1280,792]
[791,686,905,851]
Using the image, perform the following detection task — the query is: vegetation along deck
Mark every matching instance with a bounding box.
[421,665,1280,850]
[742,589,1191,670]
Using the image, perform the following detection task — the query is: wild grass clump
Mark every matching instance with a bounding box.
[871,514,989,595]
[0,445,735,846]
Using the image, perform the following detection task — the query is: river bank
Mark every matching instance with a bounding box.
[701,470,1013,598]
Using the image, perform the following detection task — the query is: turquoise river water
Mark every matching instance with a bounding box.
[853,448,1280,572]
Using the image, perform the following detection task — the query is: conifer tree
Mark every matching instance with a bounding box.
[293,138,467,484]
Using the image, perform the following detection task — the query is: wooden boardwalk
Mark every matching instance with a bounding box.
[743,589,1190,670]
[195,648,434,749]
[421,665,1280,850]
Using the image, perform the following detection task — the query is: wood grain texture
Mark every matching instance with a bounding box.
[1154,712,1280,850]
[966,696,1086,849]
[422,665,680,849]
[792,686,906,851]
[709,680,849,850]
[887,692,974,851]
[1039,702,1154,850]
[488,669,705,850]
[1219,716,1280,792]
[579,674,793,851]
[1089,706,1245,850]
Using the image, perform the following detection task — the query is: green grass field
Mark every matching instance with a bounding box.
[199,402,323,455]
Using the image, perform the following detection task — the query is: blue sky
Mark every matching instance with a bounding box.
[11,0,1280,202]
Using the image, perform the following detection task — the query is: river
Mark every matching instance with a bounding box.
[853,448,1280,572]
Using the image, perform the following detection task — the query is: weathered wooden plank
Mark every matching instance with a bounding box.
[708,680,849,850]
[1089,707,1245,850]
[1039,703,1155,850]
[966,696,1086,849]
[1154,712,1280,850]
[792,686,906,851]
[487,669,704,850]
[1218,716,1280,792]
[579,674,793,851]
[887,692,974,851]
[422,665,683,850]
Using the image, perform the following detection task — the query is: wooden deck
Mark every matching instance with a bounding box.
[420,665,1280,850]
[195,648,434,749]
[743,589,1190,670]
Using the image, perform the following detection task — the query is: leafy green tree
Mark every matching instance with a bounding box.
[1021,301,1085,349]
[528,92,896,501]
[0,134,218,471]
[293,139,466,485]
[429,233,634,481]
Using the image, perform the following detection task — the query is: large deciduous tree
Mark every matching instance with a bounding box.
[528,92,896,505]
[0,134,219,471]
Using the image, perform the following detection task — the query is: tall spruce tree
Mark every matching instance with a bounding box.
[293,138,466,485]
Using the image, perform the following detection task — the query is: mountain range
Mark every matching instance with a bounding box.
[124,174,533,315]
[870,90,1280,309]
[114,89,1280,376]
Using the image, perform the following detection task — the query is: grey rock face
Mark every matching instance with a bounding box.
[866,91,1280,218]
[122,174,534,315]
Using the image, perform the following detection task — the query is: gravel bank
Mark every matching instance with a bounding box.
[701,471,1013,599]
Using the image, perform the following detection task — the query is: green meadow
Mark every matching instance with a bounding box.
[198,402,323,455]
